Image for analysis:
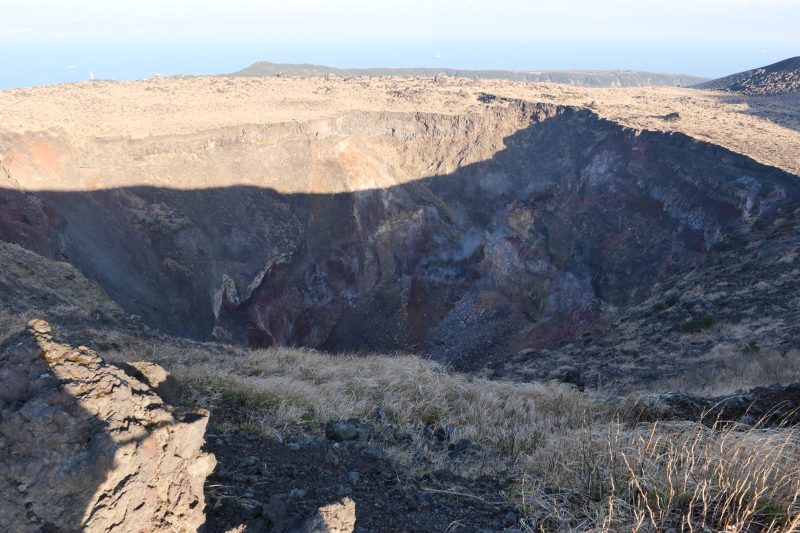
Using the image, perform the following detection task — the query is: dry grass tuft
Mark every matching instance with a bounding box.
[666,348,800,396]
[138,344,602,454]
[0,308,39,344]
[519,419,800,531]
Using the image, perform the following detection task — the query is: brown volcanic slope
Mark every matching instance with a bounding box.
[1,76,800,387]
[695,56,800,95]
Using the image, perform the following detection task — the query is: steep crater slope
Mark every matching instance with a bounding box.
[1,100,797,371]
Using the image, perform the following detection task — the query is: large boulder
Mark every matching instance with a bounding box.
[0,320,215,532]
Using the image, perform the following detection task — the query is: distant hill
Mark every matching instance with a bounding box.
[230,61,708,88]
[694,56,800,95]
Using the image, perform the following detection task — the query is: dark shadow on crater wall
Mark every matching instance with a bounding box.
[1,105,799,370]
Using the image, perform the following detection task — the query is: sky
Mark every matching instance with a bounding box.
[0,0,798,89]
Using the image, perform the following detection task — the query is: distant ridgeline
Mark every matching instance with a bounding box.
[231,61,708,88]
[693,56,800,95]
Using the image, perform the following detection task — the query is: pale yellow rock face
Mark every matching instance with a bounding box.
[0,320,215,532]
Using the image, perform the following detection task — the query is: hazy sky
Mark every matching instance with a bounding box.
[1,0,798,88]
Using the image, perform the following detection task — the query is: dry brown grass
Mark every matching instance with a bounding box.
[520,420,800,531]
[664,348,800,396]
[0,308,38,344]
[93,333,800,531]
[110,340,601,455]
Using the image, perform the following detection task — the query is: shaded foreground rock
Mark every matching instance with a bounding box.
[647,383,800,426]
[0,320,215,532]
[112,360,181,405]
[325,419,374,442]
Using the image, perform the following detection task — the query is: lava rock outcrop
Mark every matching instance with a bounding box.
[0,320,215,532]
[646,383,800,427]
[695,56,800,95]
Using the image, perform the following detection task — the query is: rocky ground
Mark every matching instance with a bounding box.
[696,56,800,95]
[205,424,519,532]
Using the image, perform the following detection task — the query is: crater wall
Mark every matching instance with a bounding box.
[1,100,797,369]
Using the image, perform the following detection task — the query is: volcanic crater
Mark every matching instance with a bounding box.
[1,97,797,372]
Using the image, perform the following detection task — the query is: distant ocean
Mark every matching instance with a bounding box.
[0,40,794,90]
